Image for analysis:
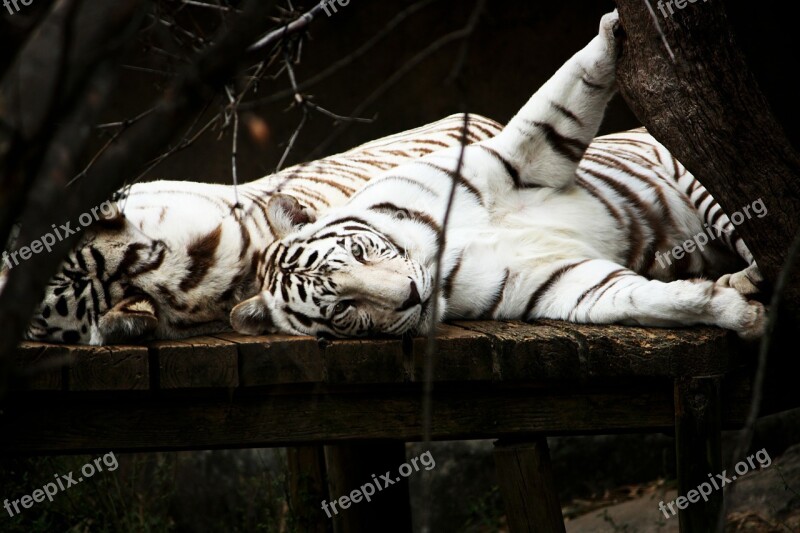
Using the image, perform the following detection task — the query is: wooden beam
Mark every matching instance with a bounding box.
[673,376,723,530]
[494,438,565,533]
[0,378,753,454]
[286,445,332,533]
[324,442,412,533]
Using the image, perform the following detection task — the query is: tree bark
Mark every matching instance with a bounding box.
[613,0,800,318]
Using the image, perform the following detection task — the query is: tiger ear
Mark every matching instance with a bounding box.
[231,294,274,335]
[98,295,159,344]
[93,201,127,231]
[267,195,314,239]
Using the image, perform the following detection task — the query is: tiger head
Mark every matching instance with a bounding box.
[231,195,435,338]
[13,204,163,345]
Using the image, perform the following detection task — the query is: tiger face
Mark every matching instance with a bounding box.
[24,225,163,345]
[231,196,434,338]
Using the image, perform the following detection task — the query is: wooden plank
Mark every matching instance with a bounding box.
[215,332,322,386]
[12,342,67,391]
[674,376,723,531]
[454,321,582,381]
[324,442,412,533]
[320,337,409,385]
[412,324,493,382]
[286,445,331,533]
[13,342,149,391]
[455,320,738,379]
[494,438,565,533]
[148,336,238,389]
[67,345,148,391]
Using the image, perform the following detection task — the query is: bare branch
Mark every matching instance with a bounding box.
[307,0,487,160]
[247,3,326,53]
[239,0,438,110]
[181,0,239,12]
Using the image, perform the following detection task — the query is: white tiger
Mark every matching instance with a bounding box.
[5,113,501,344]
[230,11,766,340]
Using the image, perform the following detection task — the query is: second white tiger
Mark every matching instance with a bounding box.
[231,11,766,340]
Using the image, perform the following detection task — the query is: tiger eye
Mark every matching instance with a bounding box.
[351,244,363,258]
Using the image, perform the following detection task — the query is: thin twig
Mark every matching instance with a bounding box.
[248,3,326,52]
[67,108,158,187]
[719,227,800,532]
[128,107,220,189]
[641,0,676,62]
[181,0,238,12]
[419,111,470,533]
[419,6,485,533]
[96,107,157,130]
[240,0,438,110]
[226,85,242,215]
[121,64,177,77]
[306,0,487,160]
[276,108,308,172]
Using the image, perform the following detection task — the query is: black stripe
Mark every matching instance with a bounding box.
[479,145,527,188]
[369,202,442,235]
[480,269,509,319]
[443,253,463,300]
[580,74,604,90]
[88,246,106,277]
[524,260,590,318]
[575,268,626,308]
[421,161,484,205]
[528,121,587,162]
[550,101,584,127]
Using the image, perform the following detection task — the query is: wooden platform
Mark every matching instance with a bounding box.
[0,319,761,532]
[2,320,749,453]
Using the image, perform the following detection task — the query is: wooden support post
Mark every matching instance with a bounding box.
[674,376,723,531]
[286,446,331,533]
[324,441,412,533]
[493,437,565,533]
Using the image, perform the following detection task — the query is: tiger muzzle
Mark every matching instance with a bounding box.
[396,280,421,311]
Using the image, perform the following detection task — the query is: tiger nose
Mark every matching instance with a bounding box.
[396,279,421,311]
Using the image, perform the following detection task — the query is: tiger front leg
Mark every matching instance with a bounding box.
[482,10,622,188]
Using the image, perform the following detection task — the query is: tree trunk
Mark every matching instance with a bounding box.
[613,0,800,319]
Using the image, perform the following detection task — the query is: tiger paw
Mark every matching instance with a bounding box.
[716,264,764,299]
[581,10,621,89]
[599,10,622,58]
[709,285,766,340]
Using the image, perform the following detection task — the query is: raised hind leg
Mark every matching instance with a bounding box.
[481,10,621,189]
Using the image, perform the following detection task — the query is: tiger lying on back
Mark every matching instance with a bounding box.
[1,114,501,344]
[231,11,766,340]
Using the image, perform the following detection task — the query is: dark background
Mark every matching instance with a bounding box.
[3,0,787,187]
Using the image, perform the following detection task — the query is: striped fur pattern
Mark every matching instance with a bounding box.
[10,114,501,344]
[232,11,766,340]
